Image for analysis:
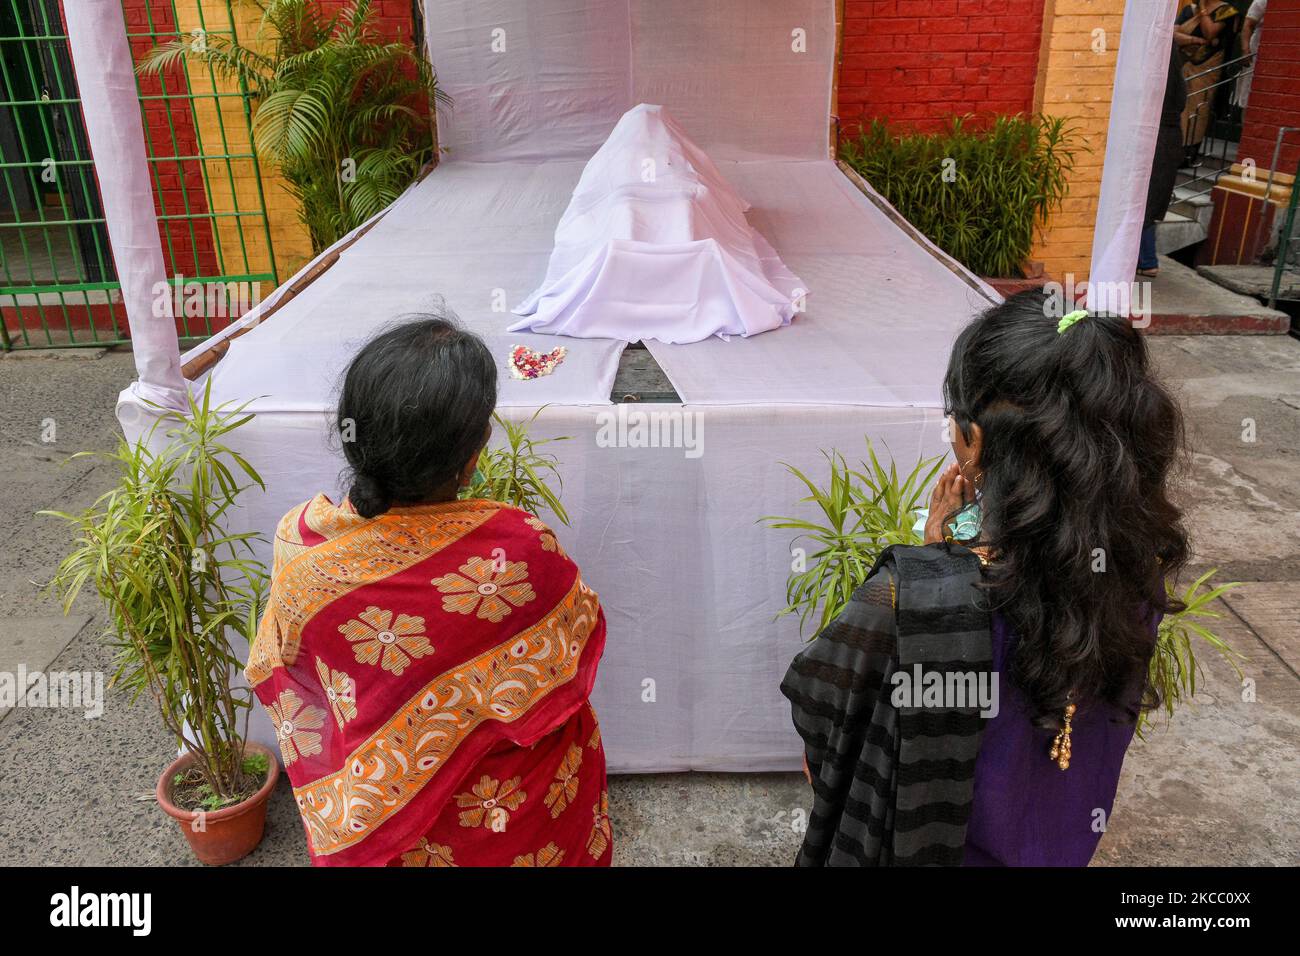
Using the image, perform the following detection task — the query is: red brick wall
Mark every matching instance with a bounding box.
[1238,6,1300,175]
[838,0,1048,136]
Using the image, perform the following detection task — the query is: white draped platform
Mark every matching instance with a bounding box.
[113,0,1052,771]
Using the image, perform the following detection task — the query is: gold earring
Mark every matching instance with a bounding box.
[1049,698,1077,771]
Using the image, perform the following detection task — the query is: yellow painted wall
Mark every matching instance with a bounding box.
[1030,0,1130,281]
[176,0,314,282]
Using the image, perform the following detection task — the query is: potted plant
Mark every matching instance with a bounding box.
[840,115,1079,294]
[763,439,1242,736]
[44,383,274,865]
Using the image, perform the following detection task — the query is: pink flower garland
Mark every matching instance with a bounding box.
[509,344,567,380]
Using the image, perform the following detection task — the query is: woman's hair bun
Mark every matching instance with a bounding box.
[348,473,391,519]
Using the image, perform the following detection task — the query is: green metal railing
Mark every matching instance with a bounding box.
[1268,170,1299,310]
[0,0,123,348]
[127,0,280,333]
[0,0,278,350]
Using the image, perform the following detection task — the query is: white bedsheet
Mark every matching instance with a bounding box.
[509,104,805,343]
[202,162,628,410]
[646,162,998,406]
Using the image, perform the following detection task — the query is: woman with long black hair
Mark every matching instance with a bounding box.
[781,290,1189,866]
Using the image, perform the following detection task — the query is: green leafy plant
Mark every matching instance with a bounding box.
[463,409,571,526]
[762,439,943,637]
[840,114,1079,278]
[1141,570,1244,739]
[242,750,271,778]
[138,0,446,252]
[43,382,268,807]
[765,443,1241,733]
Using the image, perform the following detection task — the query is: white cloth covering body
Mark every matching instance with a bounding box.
[509,104,805,343]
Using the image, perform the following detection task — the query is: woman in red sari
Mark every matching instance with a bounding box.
[247,317,611,866]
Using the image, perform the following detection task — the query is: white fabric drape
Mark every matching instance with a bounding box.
[64,0,187,409]
[115,0,1005,770]
[1087,0,1176,314]
[508,104,807,343]
[429,0,836,163]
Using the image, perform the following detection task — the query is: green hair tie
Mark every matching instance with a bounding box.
[1057,309,1088,334]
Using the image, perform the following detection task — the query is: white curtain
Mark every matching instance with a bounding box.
[1088,0,1176,314]
[428,0,836,163]
[63,0,187,409]
[72,0,1170,411]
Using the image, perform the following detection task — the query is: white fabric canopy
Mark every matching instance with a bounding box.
[429,0,836,163]
[509,104,805,343]
[80,0,1171,415]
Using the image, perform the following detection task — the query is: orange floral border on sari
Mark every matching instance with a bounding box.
[247,500,500,687]
[293,577,600,858]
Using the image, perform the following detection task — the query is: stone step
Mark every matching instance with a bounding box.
[1197,263,1300,303]
[1141,255,1291,333]
[1155,210,1208,255]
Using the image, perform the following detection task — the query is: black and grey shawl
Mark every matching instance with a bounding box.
[779,544,992,866]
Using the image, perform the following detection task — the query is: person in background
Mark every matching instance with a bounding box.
[1175,0,1242,165]
[247,316,612,867]
[1236,0,1267,111]
[1139,32,1199,278]
[781,291,1189,866]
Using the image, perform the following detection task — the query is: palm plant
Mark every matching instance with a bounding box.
[841,114,1079,278]
[764,440,1241,734]
[43,382,268,806]
[138,0,446,251]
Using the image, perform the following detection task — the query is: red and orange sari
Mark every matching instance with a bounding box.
[247,495,611,867]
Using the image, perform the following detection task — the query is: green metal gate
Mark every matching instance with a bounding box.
[0,0,278,350]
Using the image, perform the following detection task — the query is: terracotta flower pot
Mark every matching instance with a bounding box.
[156,741,279,866]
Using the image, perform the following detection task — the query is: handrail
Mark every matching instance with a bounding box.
[1183,50,1254,84]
